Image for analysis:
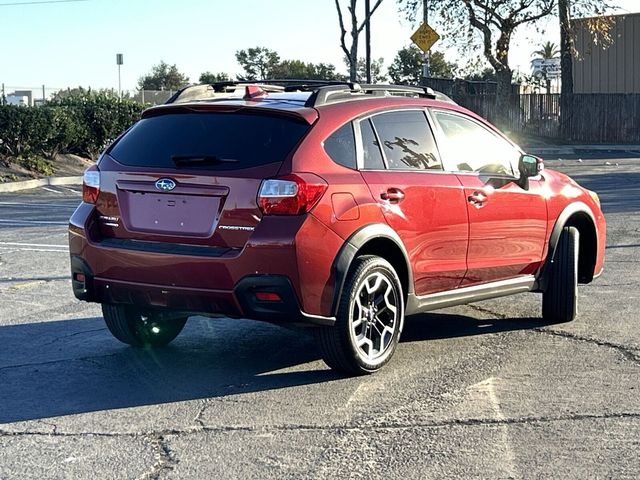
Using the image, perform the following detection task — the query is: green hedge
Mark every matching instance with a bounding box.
[0,90,145,164]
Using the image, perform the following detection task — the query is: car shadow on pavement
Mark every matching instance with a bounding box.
[402,312,548,343]
[1,312,547,424]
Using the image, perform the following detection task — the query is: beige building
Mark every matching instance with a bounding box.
[573,12,640,94]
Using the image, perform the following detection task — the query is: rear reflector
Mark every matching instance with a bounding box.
[258,173,327,215]
[254,291,282,302]
[82,165,100,204]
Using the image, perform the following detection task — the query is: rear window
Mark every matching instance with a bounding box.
[108,112,310,170]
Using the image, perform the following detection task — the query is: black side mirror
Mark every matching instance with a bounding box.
[517,154,543,189]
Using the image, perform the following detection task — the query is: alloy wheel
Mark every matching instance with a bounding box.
[349,272,399,364]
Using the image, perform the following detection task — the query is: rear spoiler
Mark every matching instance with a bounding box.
[141,102,319,126]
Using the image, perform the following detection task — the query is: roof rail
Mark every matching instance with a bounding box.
[303,83,438,107]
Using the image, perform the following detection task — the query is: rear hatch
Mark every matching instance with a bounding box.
[94,106,313,252]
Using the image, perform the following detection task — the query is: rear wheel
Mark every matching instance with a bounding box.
[315,255,404,375]
[542,226,579,324]
[102,304,187,347]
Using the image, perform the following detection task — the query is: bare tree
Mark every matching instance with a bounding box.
[335,0,384,82]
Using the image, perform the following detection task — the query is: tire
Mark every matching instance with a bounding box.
[315,255,404,375]
[542,226,579,324]
[102,304,187,347]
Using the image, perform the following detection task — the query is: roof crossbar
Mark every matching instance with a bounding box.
[165,79,449,107]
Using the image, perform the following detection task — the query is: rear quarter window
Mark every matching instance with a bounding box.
[107,112,310,170]
[323,123,357,169]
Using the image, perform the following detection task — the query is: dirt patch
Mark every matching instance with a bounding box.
[0,154,93,183]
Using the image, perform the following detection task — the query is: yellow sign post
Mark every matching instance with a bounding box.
[411,22,440,53]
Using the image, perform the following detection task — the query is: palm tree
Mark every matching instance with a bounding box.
[533,41,561,93]
[533,41,561,60]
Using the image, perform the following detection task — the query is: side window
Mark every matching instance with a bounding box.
[433,111,518,175]
[324,123,357,169]
[371,111,442,171]
[360,119,385,170]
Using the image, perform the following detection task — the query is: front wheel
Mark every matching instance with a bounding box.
[102,304,187,347]
[542,226,579,324]
[315,255,404,375]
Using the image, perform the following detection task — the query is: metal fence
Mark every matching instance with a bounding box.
[426,77,521,96]
[452,93,640,144]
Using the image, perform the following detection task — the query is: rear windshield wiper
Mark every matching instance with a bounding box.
[171,155,239,167]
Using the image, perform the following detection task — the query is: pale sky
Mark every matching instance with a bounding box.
[2,0,639,94]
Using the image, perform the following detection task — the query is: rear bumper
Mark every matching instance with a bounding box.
[68,203,339,326]
[71,257,334,326]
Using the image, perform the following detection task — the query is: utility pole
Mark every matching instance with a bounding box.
[365,0,372,83]
[1,83,5,106]
[42,85,46,105]
[422,0,430,79]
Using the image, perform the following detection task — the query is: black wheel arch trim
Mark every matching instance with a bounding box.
[538,201,597,290]
[330,223,413,316]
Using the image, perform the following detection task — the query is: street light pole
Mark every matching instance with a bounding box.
[365,0,372,83]
[116,53,124,99]
[423,0,430,79]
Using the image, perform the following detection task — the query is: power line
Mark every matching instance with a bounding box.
[0,0,88,6]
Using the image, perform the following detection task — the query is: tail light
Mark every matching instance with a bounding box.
[82,165,100,204]
[258,173,328,215]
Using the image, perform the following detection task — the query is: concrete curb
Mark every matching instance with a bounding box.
[0,176,82,193]
[527,145,640,156]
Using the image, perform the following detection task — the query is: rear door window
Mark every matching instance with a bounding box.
[108,112,310,170]
[370,110,442,171]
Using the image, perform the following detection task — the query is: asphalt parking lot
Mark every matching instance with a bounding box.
[0,157,638,479]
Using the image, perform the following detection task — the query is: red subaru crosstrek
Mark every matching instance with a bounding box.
[69,81,606,375]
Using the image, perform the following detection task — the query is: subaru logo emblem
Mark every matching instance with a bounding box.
[155,178,176,192]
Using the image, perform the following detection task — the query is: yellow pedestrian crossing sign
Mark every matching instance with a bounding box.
[411,22,440,53]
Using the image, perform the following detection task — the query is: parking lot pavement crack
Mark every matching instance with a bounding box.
[465,303,508,319]
[532,328,640,365]
[39,327,107,347]
[136,435,179,480]
[0,352,120,372]
[2,412,639,440]
[193,400,209,428]
[464,304,640,365]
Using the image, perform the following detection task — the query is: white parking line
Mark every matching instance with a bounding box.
[0,247,69,253]
[0,219,68,225]
[0,242,68,248]
[41,187,63,194]
[0,202,78,208]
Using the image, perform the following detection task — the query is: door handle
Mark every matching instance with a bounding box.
[381,188,405,203]
[467,191,487,207]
